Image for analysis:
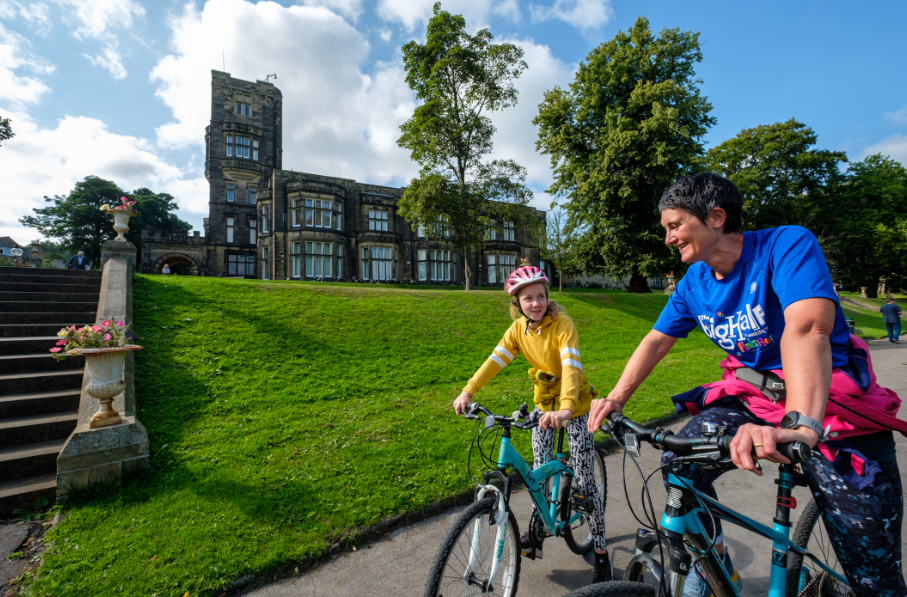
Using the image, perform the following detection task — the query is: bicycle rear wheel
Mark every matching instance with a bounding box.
[424,497,521,597]
[560,448,607,555]
[786,498,854,597]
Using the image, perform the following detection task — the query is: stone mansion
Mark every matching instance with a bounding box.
[140,71,546,284]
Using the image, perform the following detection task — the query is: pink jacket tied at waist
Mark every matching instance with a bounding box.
[686,335,907,462]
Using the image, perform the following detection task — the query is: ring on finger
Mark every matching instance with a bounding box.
[753,443,764,448]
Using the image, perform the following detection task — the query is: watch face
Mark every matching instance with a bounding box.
[781,412,797,429]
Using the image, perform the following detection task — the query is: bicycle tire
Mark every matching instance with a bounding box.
[424,497,521,597]
[561,448,607,555]
[786,498,853,597]
[561,581,657,597]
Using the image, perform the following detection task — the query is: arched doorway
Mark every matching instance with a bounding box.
[154,253,200,276]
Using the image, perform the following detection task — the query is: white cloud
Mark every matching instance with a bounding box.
[376,0,519,32]
[529,0,614,32]
[884,106,907,127]
[861,135,907,166]
[378,27,392,42]
[493,0,521,22]
[0,1,53,35]
[301,0,363,21]
[0,114,207,242]
[151,0,417,185]
[0,22,54,111]
[55,0,146,79]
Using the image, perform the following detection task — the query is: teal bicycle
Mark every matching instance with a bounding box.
[563,413,853,597]
[424,402,607,597]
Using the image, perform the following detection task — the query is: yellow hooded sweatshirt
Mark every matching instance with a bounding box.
[463,314,597,417]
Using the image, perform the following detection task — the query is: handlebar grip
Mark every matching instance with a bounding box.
[718,436,812,464]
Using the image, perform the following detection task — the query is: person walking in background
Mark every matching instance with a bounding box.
[68,251,88,270]
[881,297,902,344]
[162,264,171,275]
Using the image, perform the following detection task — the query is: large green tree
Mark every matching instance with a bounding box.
[396,3,533,290]
[20,176,190,267]
[535,16,714,293]
[832,155,907,295]
[705,119,847,232]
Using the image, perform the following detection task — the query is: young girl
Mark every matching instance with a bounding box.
[453,262,610,583]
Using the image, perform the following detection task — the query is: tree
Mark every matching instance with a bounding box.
[0,115,13,147]
[537,208,577,292]
[19,176,191,267]
[831,155,907,296]
[705,119,847,232]
[535,17,714,293]
[396,3,534,290]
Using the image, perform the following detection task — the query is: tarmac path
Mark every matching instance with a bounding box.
[246,342,907,597]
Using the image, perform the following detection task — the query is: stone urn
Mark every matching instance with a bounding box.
[860,286,868,298]
[665,274,676,296]
[73,345,143,428]
[107,209,137,241]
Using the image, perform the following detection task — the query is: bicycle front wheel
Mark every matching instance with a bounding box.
[561,581,656,597]
[786,498,854,597]
[424,497,521,597]
[560,448,607,555]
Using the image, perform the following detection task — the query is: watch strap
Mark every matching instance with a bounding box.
[784,412,829,441]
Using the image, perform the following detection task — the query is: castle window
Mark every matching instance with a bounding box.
[486,253,516,284]
[261,206,269,234]
[292,242,302,278]
[226,217,234,243]
[226,135,233,156]
[417,224,425,238]
[430,249,453,282]
[249,186,257,205]
[228,254,255,276]
[371,247,395,281]
[306,242,332,278]
[503,220,515,241]
[252,140,259,161]
[291,200,301,227]
[306,199,332,228]
[235,102,251,117]
[436,214,449,237]
[361,247,369,280]
[336,245,342,279]
[368,210,388,231]
[249,219,257,245]
[335,202,343,231]
[227,183,234,202]
[261,247,269,280]
[417,250,427,281]
[486,227,497,241]
[226,136,255,159]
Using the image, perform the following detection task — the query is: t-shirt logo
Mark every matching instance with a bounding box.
[750,282,757,294]
[697,303,775,354]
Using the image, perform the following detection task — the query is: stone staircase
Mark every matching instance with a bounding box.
[0,266,100,517]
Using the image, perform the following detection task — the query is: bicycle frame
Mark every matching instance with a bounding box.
[645,463,848,597]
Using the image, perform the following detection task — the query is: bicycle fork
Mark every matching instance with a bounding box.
[468,482,513,593]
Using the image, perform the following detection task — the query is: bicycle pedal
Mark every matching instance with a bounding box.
[521,546,543,560]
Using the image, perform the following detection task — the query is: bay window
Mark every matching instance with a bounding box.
[306,242,332,278]
[486,253,516,284]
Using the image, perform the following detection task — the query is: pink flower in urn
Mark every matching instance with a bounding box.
[49,347,62,353]
[91,325,102,332]
[104,334,111,340]
[56,339,67,346]
[102,320,112,327]
[116,321,124,326]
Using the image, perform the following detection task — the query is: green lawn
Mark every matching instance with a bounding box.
[840,303,897,340]
[29,278,724,597]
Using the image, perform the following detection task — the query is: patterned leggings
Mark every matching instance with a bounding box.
[532,409,607,551]
[661,399,907,597]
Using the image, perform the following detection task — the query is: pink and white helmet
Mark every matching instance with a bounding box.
[505,264,549,296]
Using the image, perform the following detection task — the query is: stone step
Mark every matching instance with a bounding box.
[0,336,60,355]
[0,301,99,313]
[0,312,96,325]
[0,473,57,518]
[0,439,65,483]
[0,370,85,397]
[0,412,78,448]
[0,353,84,375]
[0,292,101,303]
[0,274,100,285]
[0,266,101,278]
[0,389,81,419]
[0,323,94,338]
[1,281,101,293]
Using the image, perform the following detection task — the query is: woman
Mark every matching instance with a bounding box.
[588,172,907,597]
[453,262,611,583]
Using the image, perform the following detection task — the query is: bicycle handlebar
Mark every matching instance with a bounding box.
[462,402,540,430]
[606,412,812,465]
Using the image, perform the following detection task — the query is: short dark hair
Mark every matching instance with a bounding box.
[658,172,744,234]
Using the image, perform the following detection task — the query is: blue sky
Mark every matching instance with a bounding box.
[2,0,906,244]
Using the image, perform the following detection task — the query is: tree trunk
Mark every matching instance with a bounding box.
[464,246,474,291]
[627,270,651,293]
[558,267,562,292]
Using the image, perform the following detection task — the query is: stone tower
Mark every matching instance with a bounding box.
[204,70,282,276]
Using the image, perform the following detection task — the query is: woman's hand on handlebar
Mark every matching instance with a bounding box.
[539,408,572,430]
[730,423,817,475]
[453,391,472,415]
[587,398,625,433]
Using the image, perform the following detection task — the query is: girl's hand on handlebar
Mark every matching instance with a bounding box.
[539,409,573,430]
[587,398,624,433]
[730,423,816,475]
[453,391,472,415]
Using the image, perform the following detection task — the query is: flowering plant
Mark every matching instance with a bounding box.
[50,320,135,359]
[100,196,137,212]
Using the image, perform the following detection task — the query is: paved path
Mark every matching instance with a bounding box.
[246,344,907,597]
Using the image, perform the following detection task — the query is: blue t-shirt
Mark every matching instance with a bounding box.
[654,226,851,371]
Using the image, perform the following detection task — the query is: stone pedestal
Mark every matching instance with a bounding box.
[57,417,148,498]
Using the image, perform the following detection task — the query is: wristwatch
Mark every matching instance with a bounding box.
[780,411,829,442]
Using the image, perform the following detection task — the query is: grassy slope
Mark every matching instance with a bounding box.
[30,278,722,597]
